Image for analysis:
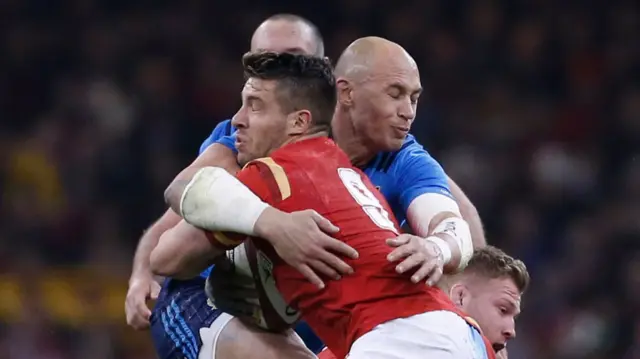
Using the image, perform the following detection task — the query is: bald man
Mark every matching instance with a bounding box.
[161,37,487,358]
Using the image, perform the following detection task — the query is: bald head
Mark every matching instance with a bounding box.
[334,36,418,81]
[331,36,422,156]
[251,14,324,57]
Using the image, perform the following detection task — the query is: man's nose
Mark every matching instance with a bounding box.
[503,325,516,340]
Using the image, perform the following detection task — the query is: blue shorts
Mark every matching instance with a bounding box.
[150,277,223,359]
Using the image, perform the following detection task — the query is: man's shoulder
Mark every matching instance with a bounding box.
[271,137,348,166]
[366,134,430,174]
[252,138,352,196]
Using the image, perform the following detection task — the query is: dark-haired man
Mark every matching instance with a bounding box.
[128,14,331,359]
[154,51,494,359]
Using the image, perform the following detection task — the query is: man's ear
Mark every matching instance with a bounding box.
[449,283,470,309]
[336,78,353,107]
[287,109,312,135]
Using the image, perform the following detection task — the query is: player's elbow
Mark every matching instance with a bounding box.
[164,174,188,211]
[150,247,175,278]
[163,182,175,208]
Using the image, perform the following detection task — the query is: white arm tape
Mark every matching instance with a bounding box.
[432,216,473,271]
[425,236,452,265]
[179,167,270,235]
[406,193,462,237]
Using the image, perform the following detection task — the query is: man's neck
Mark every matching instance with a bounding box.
[278,131,327,150]
[331,111,376,168]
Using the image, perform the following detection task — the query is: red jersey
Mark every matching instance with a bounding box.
[234,137,464,358]
[317,347,337,359]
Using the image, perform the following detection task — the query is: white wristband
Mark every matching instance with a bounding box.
[432,217,473,271]
[179,167,270,235]
[425,236,452,265]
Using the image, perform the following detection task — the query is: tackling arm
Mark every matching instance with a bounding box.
[151,161,276,278]
[395,138,474,273]
[130,208,182,283]
[165,143,241,214]
[150,220,222,279]
[405,193,472,273]
[164,136,292,241]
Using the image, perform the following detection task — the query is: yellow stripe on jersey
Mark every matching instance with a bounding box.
[213,232,244,247]
[245,157,292,200]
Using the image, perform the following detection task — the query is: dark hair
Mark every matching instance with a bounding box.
[265,14,325,57]
[465,245,530,293]
[242,51,336,132]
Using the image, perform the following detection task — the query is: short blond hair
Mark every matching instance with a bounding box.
[464,246,530,293]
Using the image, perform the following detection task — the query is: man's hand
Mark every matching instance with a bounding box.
[386,234,446,286]
[125,275,162,330]
[255,209,359,290]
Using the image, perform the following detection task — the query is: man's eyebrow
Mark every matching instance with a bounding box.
[388,82,423,95]
[284,47,306,54]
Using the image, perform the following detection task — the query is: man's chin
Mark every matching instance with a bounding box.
[379,137,405,152]
[237,153,252,167]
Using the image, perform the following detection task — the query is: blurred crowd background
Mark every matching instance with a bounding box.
[0,0,638,358]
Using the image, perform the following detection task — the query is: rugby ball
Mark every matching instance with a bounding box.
[226,240,301,332]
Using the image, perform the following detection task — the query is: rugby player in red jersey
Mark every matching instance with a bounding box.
[151,51,494,359]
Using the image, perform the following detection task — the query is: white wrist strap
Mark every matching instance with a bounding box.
[179,167,269,235]
[432,217,473,271]
[425,236,452,264]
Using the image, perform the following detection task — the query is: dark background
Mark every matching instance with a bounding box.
[0,0,638,358]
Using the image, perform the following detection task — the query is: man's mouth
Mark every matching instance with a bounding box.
[492,343,505,352]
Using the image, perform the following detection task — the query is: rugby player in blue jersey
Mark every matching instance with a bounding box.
[152,37,487,358]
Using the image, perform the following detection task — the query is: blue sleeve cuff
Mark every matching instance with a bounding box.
[216,133,238,154]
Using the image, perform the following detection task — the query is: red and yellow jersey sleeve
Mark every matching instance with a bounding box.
[237,157,292,204]
[208,157,291,250]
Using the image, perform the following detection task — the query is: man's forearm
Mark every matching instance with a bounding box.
[405,193,474,273]
[150,220,223,279]
[447,176,486,248]
[130,209,182,283]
